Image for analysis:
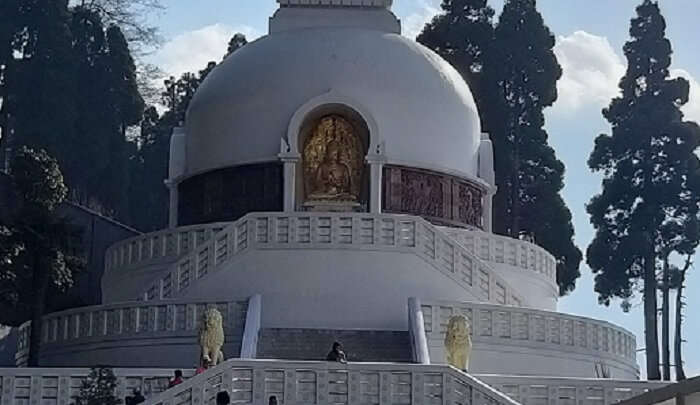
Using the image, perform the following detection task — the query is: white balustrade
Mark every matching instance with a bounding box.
[0,367,188,405]
[144,359,520,405]
[441,227,557,286]
[105,222,231,274]
[136,212,529,308]
[15,299,248,366]
[421,301,638,363]
[475,375,669,405]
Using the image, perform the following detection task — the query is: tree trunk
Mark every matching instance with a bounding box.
[661,257,670,380]
[27,256,50,367]
[674,263,688,381]
[644,254,661,380]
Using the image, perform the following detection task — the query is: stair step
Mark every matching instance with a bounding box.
[257,328,413,363]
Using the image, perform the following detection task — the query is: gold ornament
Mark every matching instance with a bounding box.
[303,115,363,202]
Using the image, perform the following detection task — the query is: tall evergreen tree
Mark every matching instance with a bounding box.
[0,147,85,366]
[587,0,700,380]
[226,33,248,58]
[128,34,247,231]
[488,0,582,295]
[417,0,495,127]
[9,0,77,169]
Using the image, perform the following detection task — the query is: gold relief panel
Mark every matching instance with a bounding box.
[302,115,364,203]
[382,165,484,229]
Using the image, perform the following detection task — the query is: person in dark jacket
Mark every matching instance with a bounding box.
[216,391,231,405]
[125,389,145,405]
[326,341,347,363]
[169,370,184,388]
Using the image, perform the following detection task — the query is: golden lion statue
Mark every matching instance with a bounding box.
[198,308,225,367]
[444,315,472,371]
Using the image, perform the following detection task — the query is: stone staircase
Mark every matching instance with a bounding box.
[256,328,413,363]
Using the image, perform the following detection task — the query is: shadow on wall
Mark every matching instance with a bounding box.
[0,328,18,367]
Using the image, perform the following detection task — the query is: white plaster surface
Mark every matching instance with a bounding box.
[185,28,481,180]
[178,249,479,330]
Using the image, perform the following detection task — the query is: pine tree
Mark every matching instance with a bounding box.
[9,0,77,170]
[74,367,121,405]
[587,0,700,380]
[128,35,247,231]
[0,147,85,366]
[487,0,582,295]
[417,0,495,127]
[225,33,248,58]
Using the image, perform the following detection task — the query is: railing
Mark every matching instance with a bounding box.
[0,367,190,405]
[137,212,529,308]
[144,359,522,405]
[441,227,557,286]
[105,222,230,274]
[15,299,249,366]
[475,375,669,405]
[421,301,638,362]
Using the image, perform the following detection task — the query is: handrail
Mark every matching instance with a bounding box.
[420,300,638,362]
[0,367,189,403]
[136,212,529,308]
[143,358,522,405]
[476,374,669,405]
[240,294,262,359]
[440,227,557,286]
[408,297,430,364]
[15,299,249,366]
[105,222,231,274]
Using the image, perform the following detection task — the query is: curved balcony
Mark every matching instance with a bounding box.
[420,300,639,379]
[16,299,249,368]
[129,213,529,310]
[104,222,230,275]
[441,228,557,286]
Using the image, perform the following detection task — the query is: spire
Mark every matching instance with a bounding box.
[270,0,400,34]
[278,0,392,8]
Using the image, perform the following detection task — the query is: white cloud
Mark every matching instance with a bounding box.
[553,31,625,112]
[153,23,262,77]
[671,68,700,123]
[401,0,440,40]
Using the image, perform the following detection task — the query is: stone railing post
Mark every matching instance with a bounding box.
[240,294,262,359]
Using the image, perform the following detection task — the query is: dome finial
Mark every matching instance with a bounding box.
[278,0,392,8]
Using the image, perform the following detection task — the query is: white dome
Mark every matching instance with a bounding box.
[185,27,482,179]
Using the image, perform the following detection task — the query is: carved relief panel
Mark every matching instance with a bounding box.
[302,115,364,203]
[382,165,484,229]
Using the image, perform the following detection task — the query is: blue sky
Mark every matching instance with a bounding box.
[147,0,700,379]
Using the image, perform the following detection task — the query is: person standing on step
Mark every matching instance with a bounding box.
[169,370,184,388]
[326,341,347,364]
[216,391,230,405]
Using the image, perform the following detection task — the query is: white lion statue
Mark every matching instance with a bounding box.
[444,315,472,371]
[198,308,225,367]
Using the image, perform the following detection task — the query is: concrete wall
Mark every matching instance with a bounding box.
[180,249,480,330]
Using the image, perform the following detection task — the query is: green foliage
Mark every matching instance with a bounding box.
[226,33,248,58]
[1,1,146,223]
[0,147,85,365]
[419,0,582,295]
[73,367,122,405]
[417,0,495,124]
[587,0,700,380]
[129,34,248,231]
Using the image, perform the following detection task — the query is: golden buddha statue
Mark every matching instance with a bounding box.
[309,140,354,200]
[303,115,363,203]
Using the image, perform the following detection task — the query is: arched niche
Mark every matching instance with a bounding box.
[294,104,371,211]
